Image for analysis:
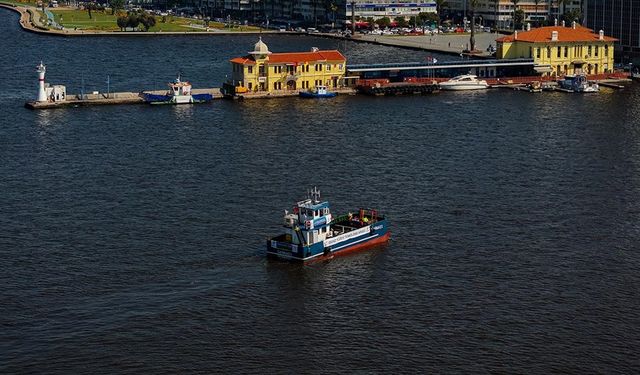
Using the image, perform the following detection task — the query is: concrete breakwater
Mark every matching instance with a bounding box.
[25,88,222,109]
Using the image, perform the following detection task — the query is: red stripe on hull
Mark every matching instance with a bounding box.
[306,231,391,263]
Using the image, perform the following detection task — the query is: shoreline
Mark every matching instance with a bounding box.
[0,3,490,57]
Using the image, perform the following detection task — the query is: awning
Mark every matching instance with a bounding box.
[534,65,554,73]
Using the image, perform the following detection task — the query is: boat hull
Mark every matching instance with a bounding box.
[439,84,489,90]
[299,92,337,98]
[143,93,213,104]
[267,219,390,262]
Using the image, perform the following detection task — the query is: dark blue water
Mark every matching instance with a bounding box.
[2,8,640,373]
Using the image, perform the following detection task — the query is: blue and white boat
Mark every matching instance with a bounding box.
[299,85,337,98]
[142,76,214,104]
[559,74,599,93]
[267,187,390,262]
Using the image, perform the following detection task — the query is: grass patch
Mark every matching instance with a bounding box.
[52,9,119,30]
[0,0,40,7]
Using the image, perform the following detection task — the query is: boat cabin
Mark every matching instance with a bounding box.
[282,187,333,246]
[169,77,192,97]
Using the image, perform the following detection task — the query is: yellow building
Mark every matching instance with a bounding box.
[225,38,347,94]
[496,24,617,76]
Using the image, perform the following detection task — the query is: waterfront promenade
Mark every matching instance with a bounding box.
[356,32,499,57]
[1,2,498,57]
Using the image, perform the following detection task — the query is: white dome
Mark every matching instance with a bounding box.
[249,37,271,56]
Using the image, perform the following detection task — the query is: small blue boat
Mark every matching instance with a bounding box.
[299,85,337,98]
[267,187,390,262]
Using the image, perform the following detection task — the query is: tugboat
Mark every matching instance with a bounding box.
[142,75,214,104]
[299,85,337,98]
[267,187,390,262]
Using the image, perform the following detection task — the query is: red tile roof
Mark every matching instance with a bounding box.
[496,26,617,43]
[229,50,346,65]
[230,57,256,65]
[268,50,346,64]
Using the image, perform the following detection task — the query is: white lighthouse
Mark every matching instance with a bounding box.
[37,62,47,102]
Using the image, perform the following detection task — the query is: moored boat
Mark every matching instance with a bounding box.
[439,74,489,90]
[142,75,213,104]
[299,85,337,98]
[267,187,390,262]
[559,74,599,93]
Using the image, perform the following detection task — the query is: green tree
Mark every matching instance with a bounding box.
[513,8,525,30]
[419,11,439,27]
[533,0,541,27]
[394,16,408,28]
[109,0,124,15]
[86,1,96,19]
[469,0,479,51]
[126,12,140,30]
[326,1,338,27]
[556,0,566,24]
[139,12,156,31]
[511,0,520,30]
[376,16,390,28]
[492,0,499,30]
[116,15,127,31]
[365,16,375,26]
[433,0,447,29]
[562,8,581,24]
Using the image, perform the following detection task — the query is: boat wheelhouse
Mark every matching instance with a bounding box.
[142,75,213,104]
[267,188,390,262]
[299,85,337,98]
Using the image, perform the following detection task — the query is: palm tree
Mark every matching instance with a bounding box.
[511,0,520,30]
[434,0,447,29]
[533,0,541,27]
[556,0,566,24]
[469,0,479,51]
[493,0,499,30]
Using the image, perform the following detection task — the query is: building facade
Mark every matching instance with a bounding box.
[345,0,436,20]
[227,38,347,93]
[198,0,347,24]
[496,24,616,76]
[584,0,640,63]
[445,1,582,30]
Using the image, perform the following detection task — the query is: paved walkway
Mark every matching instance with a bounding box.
[356,32,502,57]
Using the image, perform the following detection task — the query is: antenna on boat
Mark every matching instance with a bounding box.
[309,186,321,203]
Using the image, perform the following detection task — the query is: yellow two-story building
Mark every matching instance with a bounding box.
[496,24,617,77]
[226,38,347,94]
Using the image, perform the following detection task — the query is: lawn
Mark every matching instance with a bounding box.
[0,0,40,7]
[49,9,261,32]
[1,1,262,33]
[52,9,119,31]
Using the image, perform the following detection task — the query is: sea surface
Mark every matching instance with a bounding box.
[2,8,640,374]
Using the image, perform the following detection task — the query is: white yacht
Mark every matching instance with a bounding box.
[439,74,489,91]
